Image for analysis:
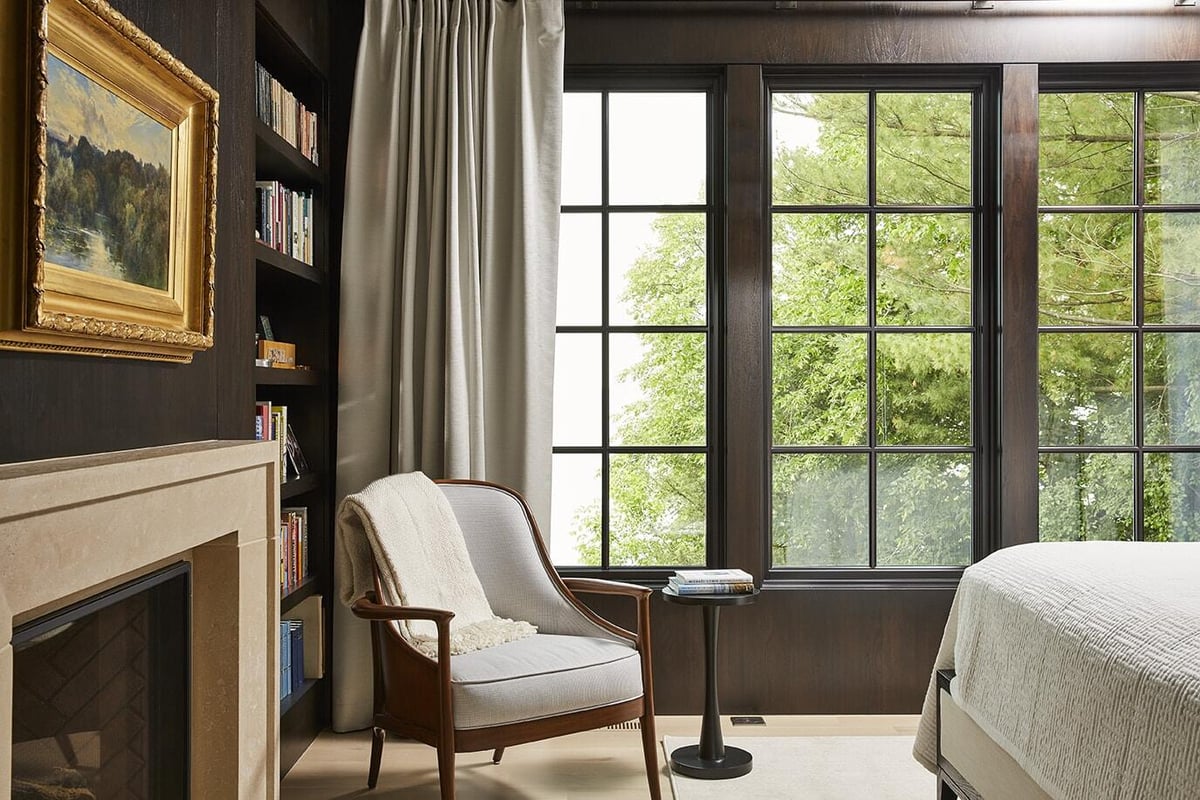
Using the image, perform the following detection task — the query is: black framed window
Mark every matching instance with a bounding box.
[1037,84,1200,542]
[766,77,994,571]
[550,77,720,568]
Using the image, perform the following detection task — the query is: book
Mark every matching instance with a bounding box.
[254,401,272,442]
[289,620,305,693]
[672,568,753,585]
[668,578,755,595]
[271,405,288,480]
[280,620,292,700]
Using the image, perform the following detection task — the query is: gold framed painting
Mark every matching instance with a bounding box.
[0,0,218,362]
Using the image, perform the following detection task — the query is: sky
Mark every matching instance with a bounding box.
[45,53,173,169]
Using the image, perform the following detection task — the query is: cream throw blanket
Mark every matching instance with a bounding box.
[914,542,1200,799]
[336,472,535,658]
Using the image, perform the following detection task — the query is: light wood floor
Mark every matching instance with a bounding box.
[281,715,920,799]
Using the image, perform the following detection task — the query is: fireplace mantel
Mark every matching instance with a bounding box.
[0,440,281,799]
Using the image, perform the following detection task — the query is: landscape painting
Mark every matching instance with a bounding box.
[43,53,173,291]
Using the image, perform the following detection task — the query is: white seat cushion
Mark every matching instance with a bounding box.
[450,633,643,730]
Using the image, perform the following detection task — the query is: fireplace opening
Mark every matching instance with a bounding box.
[11,562,190,800]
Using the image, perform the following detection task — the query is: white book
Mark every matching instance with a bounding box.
[673,568,753,585]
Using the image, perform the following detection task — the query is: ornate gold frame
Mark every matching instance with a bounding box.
[0,0,218,362]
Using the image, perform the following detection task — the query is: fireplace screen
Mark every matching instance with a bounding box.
[11,562,190,800]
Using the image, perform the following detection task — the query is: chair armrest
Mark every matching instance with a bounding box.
[351,595,455,625]
[561,577,652,599]
[561,577,653,647]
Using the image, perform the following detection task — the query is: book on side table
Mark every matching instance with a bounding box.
[668,568,755,595]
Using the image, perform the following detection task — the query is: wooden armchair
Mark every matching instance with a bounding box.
[350,479,661,799]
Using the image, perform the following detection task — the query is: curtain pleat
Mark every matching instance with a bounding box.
[332,0,563,731]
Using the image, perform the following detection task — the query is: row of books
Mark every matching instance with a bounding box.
[255,401,310,482]
[280,619,307,700]
[255,180,314,265]
[668,568,755,595]
[281,507,310,596]
[255,62,319,164]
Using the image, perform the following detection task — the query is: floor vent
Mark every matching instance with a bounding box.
[606,720,641,730]
[731,716,766,725]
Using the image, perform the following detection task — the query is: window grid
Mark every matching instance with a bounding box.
[1037,88,1200,544]
[768,87,983,571]
[553,87,715,570]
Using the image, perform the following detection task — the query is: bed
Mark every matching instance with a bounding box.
[913,541,1200,800]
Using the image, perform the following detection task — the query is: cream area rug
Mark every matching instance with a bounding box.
[663,736,935,799]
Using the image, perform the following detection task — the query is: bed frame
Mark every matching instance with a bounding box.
[935,670,1054,800]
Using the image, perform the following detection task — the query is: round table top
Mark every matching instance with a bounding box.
[662,586,760,606]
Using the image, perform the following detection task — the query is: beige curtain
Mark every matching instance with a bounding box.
[333,0,562,731]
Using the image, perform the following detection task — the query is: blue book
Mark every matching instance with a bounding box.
[280,620,292,699]
[289,620,305,693]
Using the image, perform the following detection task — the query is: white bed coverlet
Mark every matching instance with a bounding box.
[914,542,1200,800]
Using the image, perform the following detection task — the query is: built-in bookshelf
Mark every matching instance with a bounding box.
[253,0,338,776]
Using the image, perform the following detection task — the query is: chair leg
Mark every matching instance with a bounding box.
[937,774,957,799]
[367,727,385,789]
[437,740,456,800]
[491,747,505,764]
[640,713,662,800]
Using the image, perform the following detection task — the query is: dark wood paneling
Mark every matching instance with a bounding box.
[0,0,255,464]
[565,8,1200,66]
[999,64,1040,548]
[258,0,331,75]
[584,587,953,714]
[724,65,768,581]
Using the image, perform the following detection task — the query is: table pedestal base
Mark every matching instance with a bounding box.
[669,744,754,779]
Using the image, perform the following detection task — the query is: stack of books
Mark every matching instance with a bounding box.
[668,568,755,595]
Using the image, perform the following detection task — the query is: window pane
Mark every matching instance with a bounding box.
[1038,452,1133,542]
[609,213,706,326]
[550,454,602,566]
[772,453,868,567]
[1039,93,1134,207]
[553,334,601,446]
[610,333,705,446]
[1039,333,1133,446]
[876,93,972,207]
[609,93,706,205]
[1144,332,1200,446]
[1145,91,1200,206]
[876,333,972,446]
[1038,212,1133,326]
[773,213,868,326]
[1145,212,1200,325]
[772,333,867,446]
[877,453,972,567]
[557,213,602,325]
[609,453,705,566]
[876,213,972,326]
[771,92,868,206]
[562,93,601,205]
[1144,452,1200,542]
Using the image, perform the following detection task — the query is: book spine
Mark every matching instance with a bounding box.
[670,582,755,594]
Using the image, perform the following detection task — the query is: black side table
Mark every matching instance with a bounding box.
[662,586,759,779]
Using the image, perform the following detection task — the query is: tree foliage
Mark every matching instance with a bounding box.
[45,135,171,290]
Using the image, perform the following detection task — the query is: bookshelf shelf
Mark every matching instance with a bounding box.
[279,677,321,717]
[281,576,320,615]
[255,366,322,387]
[282,471,322,500]
[255,119,322,187]
[256,241,325,285]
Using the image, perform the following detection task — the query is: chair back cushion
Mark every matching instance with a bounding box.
[438,482,625,641]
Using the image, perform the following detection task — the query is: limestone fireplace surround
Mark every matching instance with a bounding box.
[0,440,282,798]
